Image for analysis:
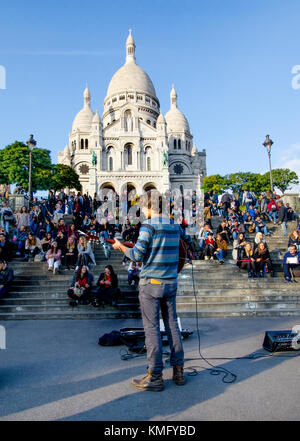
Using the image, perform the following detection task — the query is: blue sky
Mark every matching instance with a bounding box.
[0,0,300,189]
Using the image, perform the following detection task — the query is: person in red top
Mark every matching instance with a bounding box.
[268,199,278,224]
[204,232,216,260]
[68,265,94,306]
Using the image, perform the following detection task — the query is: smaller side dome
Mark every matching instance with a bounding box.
[191,145,197,156]
[92,110,101,123]
[157,112,166,124]
[165,85,190,134]
[72,83,94,132]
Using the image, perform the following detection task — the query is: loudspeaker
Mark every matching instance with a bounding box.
[263,330,300,352]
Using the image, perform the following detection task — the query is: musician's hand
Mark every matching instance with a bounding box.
[112,238,121,251]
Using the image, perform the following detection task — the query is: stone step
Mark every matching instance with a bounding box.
[0,310,142,320]
[1,298,299,314]
[173,309,300,318]
[1,290,300,306]
[0,302,141,313]
[9,275,291,289]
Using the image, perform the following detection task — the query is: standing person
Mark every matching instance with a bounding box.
[112,190,192,392]
[1,201,15,235]
[16,206,29,229]
[277,200,288,237]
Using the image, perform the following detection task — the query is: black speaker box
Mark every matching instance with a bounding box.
[263,330,300,352]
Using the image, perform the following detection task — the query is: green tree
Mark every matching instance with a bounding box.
[0,141,52,192]
[201,174,227,194]
[267,169,299,194]
[50,164,82,192]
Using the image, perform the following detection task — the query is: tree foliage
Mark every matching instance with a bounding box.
[0,141,81,194]
[265,169,299,194]
[50,164,82,192]
[201,174,228,194]
[0,141,52,192]
[202,169,299,196]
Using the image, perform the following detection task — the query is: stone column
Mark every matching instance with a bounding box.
[89,167,97,196]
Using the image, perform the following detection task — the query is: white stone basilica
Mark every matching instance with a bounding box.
[58,31,207,197]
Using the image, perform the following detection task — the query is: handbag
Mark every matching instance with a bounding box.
[74,287,83,296]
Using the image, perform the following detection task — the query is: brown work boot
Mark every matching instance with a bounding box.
[131,371,164,391]
[172,365,186,385]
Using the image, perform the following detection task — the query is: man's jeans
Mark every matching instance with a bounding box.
[255,226,268,236]
[268,211,277,223]
[280,222,288,237]
[283,263,300,279]
[139,280,184,374]
[216,249,227,261]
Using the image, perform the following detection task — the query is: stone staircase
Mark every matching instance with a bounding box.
[0,217,299,320]
[0,246,141,320]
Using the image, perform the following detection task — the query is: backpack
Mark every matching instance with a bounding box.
[98,330,122,346]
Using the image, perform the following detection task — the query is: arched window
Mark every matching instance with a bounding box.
[174,139,177,149]
[125,144,133,165]
[85,139,88,149]
[109,157,113,171]
[178,139,181,149]
[81,139,84,149]
[147,157,151,171]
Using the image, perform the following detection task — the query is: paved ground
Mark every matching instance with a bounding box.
[0,316,300,421]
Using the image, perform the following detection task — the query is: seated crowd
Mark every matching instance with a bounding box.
[201,189,299,280]
[0,187,299,308]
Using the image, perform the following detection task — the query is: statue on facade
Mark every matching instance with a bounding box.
[162,150,168,167]
[91,151,97,166]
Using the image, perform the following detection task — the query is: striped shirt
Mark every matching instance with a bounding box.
[125,216,191,280]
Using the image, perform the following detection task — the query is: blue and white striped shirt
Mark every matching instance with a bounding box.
[125,216,191,280]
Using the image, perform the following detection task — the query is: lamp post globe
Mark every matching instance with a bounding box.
[26,135,37,204]
[262,134,274,193]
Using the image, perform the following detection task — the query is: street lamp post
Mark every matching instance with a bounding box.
[26,134,37,204]
[262,134,274,193]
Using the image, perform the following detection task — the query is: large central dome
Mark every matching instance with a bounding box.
[105,30,157,100]
[106,62,157,98]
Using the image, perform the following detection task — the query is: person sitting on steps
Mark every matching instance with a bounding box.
[45,241,62,275]
[24,233,42,262]
[128,260,141,286]
[204,232,216,261]
[283,244,300,283]
[91,264,120,307]
[237,242,257,278]
[254,242,274,277]
[214,233,227,264]
[68,265,94,306]
[288,229,300,252]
